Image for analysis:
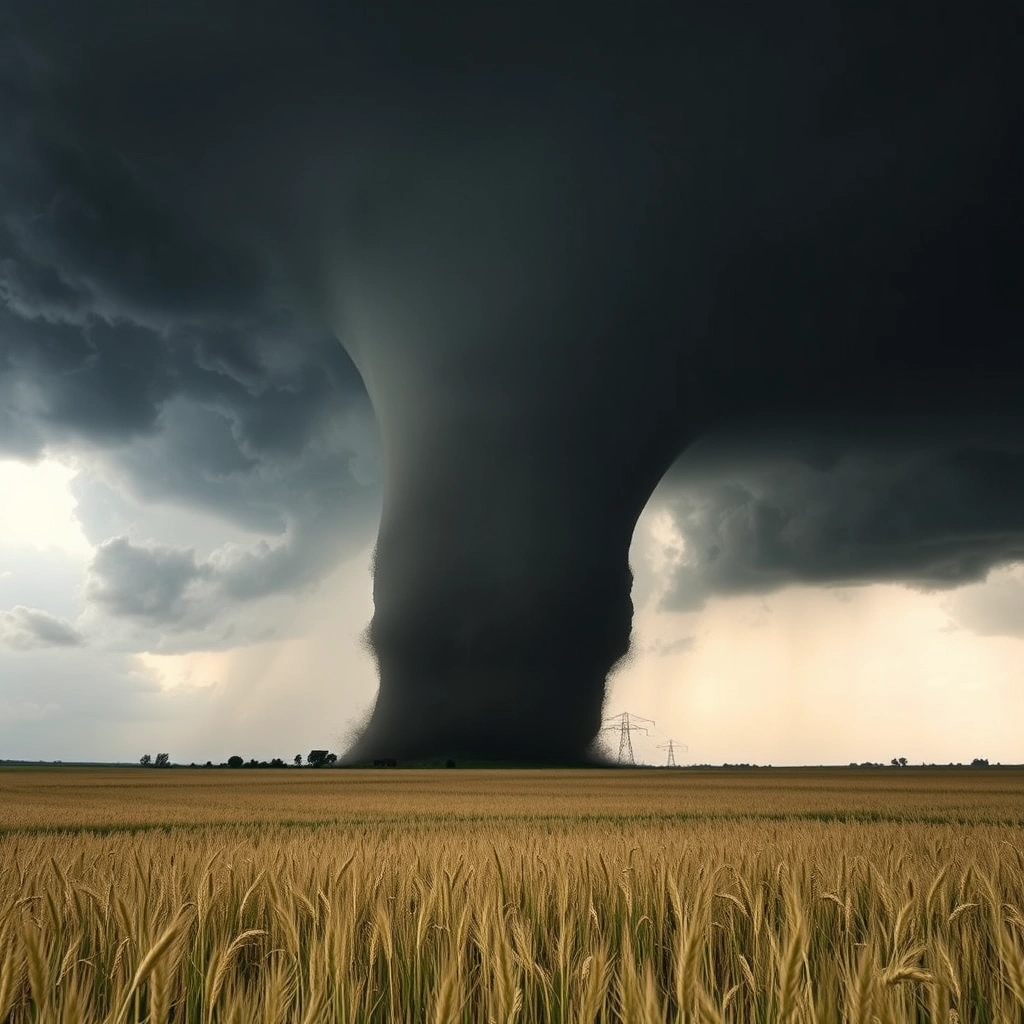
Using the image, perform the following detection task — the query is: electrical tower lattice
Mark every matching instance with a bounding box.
[601,712,654,765]
[657,739,688,767]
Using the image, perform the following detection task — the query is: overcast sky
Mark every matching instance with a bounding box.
[1,1,1022,766]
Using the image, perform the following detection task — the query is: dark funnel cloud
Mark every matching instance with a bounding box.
[1,0,1022,761]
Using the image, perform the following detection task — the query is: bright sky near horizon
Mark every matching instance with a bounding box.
[2,454,1021,768]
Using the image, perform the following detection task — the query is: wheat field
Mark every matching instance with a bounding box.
[1,766,1022,1022]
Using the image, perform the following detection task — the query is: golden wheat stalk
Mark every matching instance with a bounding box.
[114,910,190,1024]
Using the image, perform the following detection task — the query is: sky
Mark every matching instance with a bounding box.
[1,449,1022,766]
[1,1,1022,766]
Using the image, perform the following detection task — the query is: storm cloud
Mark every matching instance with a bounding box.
[0,321,380,652]
[1,0,1021,761]
[657,447,1024,611]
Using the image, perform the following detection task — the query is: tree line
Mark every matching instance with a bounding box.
[139,750,339,768]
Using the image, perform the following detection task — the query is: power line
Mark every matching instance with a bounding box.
[601,712,654,765]
[656,739,687,767]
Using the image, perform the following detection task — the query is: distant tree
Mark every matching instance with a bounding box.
[139,754,152,767]
[270,757,285,768]
[325,753,337,765]
[294,754,302,766]
[898,757,908,767]
[891,757,908,767]
[155,753,170,768]
[227,755,244,768]
[971,757,990,767]
[308,750,329,768]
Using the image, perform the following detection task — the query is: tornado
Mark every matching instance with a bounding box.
[326,126,696,762]
[348,395,679,764]
[309,2,1021,765]
[343,348,690,763]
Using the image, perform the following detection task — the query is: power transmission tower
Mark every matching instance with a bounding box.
[657,739,687,767]
[601,712,654,765]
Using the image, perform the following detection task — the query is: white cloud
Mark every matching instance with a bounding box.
[0,605,83,650]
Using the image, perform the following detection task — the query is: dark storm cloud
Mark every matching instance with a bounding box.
[0,606,83,650]
[1,0,1022,761]
[0,15,275,332]
[0,1,377,579]
[67,338,377,535]
[0,152,268,330]
[658,448,1024,611]
[0,308,367,457]
[0,315,380,640]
